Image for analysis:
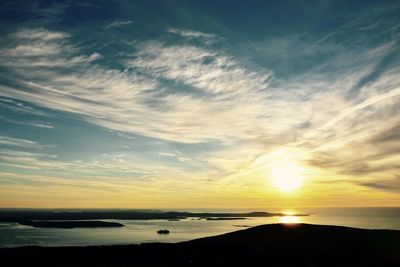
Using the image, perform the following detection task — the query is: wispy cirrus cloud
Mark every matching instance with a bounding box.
[167,28,217,40]
[0,114,53,129]
[0,145,199,180]
[1,28,68,57]
[1,28,398,152]
[13,28,68,41]
[1,23,400,197]
[0,98,48,116]
[105,20,134,29]
[0,136,42,148]
[0,28,274,144]
[0,149,66,170]
[359,179,400,192]
[130,42,271,95]
[0,28,100,68]
[158,151,189,162]
[31,123,54,129]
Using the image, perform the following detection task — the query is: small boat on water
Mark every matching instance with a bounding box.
[157,229,170,234]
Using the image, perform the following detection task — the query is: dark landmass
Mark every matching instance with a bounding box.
[1,223,399,267]
[0,210,299,222]
[233,224,252,228]
[19,220,124,229]
[157,229,170,234]
[206,217,246,220]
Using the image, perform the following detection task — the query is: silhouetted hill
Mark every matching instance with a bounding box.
[1,223,399,266]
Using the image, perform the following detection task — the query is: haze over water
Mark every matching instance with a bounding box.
[1,207,399,248]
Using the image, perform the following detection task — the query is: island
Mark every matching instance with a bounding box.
[18,220,124,229]
[206,217,246,220]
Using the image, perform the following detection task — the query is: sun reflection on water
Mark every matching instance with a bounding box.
[279,215,301,224]
[279,210,301,224]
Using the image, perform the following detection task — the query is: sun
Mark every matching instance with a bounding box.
[269,160,303,192]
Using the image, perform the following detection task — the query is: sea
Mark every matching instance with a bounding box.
[0,207,399,248]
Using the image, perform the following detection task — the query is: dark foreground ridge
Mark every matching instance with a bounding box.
[1,223,400,267]
[19,220,124,228]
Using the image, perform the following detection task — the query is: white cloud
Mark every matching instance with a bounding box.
[0,136,40,148]
[32,123,54,129]
[13,28,68,41]
[0,28,100,68]
[0,149,67,170]
[105,20,134,29]
[0,98,48,116]
[158,152,176,157]
[1,43,63,57]
[320,87,400,130]
[167,28,217,40]
[158,151,188,162]
[130,42,271,95]
[1,28,400,189]
[0,29,275,144]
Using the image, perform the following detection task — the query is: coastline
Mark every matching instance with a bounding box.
[18,220,124,229]
[0,210,300,223]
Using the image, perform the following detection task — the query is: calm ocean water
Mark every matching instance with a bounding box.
[0,207,399,248]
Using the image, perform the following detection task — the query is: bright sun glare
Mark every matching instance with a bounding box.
[279,215,300,224]
[279,210,301,224]
[269,161,303,192]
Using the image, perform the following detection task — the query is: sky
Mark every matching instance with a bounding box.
[0,0,399,209]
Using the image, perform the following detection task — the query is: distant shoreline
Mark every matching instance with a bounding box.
[18,220,124,229]
[0,210,308,223]
[206,217,246,220]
